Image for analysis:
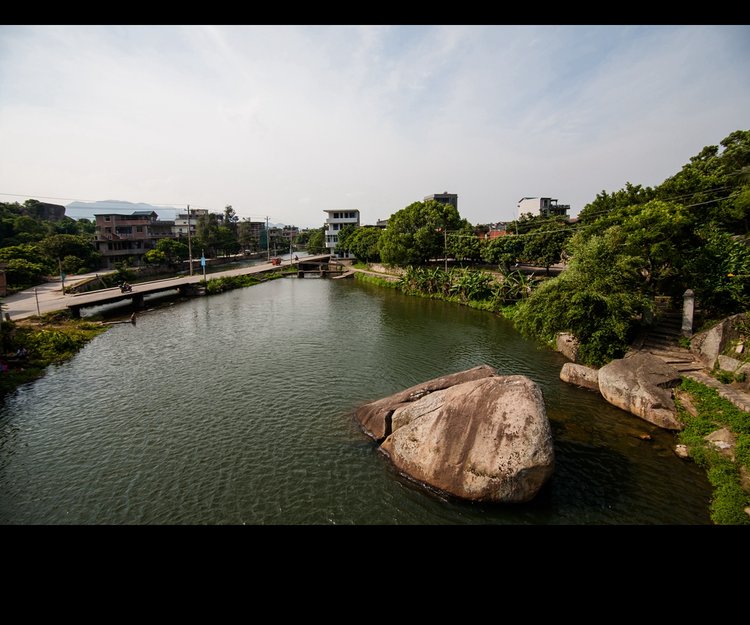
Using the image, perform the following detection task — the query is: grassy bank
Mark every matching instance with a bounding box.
[675,378,750,525]
[1,311,109,398]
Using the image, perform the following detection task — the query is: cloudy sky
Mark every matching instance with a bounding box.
[0,25,748,228]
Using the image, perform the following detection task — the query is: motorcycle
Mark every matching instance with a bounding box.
[119,282,133,293]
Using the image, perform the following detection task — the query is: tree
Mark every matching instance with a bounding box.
[223,205,239,237]
[379,200,463,267]
[38,234,99,270]
[481,235,524,272]
[196,213,221,257]
[154,238,189,266]
[238,220,261,253]
[336,224,357,256]
[521,218,571,275]
[514,230,648,366]
[306,227,326,254]
[448,222,482,264]
[347,227,382,263]
[143,249,168,265]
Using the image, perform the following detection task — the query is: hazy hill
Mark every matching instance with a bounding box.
[65,200,178,221]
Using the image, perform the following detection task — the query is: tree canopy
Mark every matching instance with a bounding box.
[379,199,465,267]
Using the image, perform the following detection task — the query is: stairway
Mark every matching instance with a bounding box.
[639,310,703,373]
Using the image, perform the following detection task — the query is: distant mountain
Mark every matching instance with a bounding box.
[65,200,178,221]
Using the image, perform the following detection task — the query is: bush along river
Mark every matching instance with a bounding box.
[0,277,712,524]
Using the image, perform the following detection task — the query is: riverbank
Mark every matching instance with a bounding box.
[351,261,750,524]
[0,312,108,398]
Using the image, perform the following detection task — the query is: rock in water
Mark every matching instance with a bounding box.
[598,352,683,430]
[377,374,554,503]
[355,364,498,441]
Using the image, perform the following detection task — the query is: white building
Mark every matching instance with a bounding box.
[324,209,360,259]
[517,197,570,220]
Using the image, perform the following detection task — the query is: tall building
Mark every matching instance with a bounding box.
[517,197,570,220]
[424,192,458,213]
[324,209,360,259]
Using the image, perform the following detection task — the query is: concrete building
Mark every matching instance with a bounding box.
[173,208,208,239]
[324,209,360,259]
[94,211,175,268]
[424,192,458,213]
[517,197,570,220]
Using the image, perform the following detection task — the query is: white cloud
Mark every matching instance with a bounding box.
[0,25,748,227]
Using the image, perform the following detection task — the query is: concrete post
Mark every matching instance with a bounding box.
[682,289,695,337]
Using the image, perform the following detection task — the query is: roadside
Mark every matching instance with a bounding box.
[2,271,116,321]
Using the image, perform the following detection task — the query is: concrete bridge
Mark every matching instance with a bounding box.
[3,254,334,320]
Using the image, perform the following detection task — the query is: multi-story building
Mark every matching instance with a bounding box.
[173,208,208,239]
[94,211,175,268]
[424,192,458,212]
[517,197,570,220]
[324,209,360,259]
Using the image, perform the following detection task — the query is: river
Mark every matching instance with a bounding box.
[0,276,712,524]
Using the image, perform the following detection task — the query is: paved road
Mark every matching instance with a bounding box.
[2,254,324,321]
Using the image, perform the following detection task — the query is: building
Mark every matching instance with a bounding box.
[173,208,208,239]
[517,197,570,220]
[94,211,175,268]
[324,210,360,259]
[424,192,458,213]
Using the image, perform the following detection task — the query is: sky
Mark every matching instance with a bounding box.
[0,24,748,229]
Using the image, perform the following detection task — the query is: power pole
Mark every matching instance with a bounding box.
[187,204,193,276]
[266,216,270,262]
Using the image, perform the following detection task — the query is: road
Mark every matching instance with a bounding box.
[1,253,322,321]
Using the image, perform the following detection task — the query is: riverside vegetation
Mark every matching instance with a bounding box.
[2,129,749,522]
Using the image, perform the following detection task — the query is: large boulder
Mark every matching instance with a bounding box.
[354,364,498,441]
[555,332,579,362]
[560,362,599,390]
[598,352,683,430]
[691,313,747,369]
[378,374,555,503]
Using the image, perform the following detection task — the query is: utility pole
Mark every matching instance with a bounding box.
[187,204,194,276]
[266,216,270,262]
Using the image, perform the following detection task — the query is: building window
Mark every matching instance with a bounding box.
[104,216,110,221]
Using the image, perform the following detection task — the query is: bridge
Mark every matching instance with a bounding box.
[65,254,334,318]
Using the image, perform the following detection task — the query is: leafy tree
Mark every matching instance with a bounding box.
[143,249,168,265]
[514,230,649,366]
[577,182,656,226]
[379,200,463,267]
[481,235,524,272]
[38,234,99,270]
[683,229,750,317]
[0,243,48,268]
[223,205,239,237]
[4,258,48,289]
[347,227,382,263]
[154,238,189,266]
[448,223,482,264]
[521,218,571,275]
[335,224,357,256]
[196,213,221,257]
[306,226,326,254]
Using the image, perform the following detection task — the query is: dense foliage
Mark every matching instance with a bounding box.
[516,129,750,365]
[0,200,101,289]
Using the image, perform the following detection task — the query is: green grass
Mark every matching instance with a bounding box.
[676,377,750,524]
[1,313,109,398]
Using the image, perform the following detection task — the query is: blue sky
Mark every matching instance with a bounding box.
[0,25,748,228]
